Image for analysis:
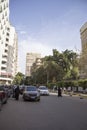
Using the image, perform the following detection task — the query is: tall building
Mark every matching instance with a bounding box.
[80,22,87,78]
[0,0,18,84]
[25,53,41,76]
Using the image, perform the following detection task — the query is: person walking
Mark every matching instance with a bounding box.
[58,87,62,97]
[15,86,20,100]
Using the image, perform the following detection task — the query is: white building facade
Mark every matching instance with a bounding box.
[25,53,41,76]
[80,22,87,78]
[0,0,18,84]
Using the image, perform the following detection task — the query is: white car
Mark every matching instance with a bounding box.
[38,86,49,96]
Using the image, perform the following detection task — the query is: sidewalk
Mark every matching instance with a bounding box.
[50,90,87,99]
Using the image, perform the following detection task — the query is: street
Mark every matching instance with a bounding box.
[0,94,87,130]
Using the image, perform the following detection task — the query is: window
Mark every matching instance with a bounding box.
[2,55,7,58]
[0,6,2,13]
[1,24,3,29]
[6,2,8,7]
[7,27,10,31]
[5,49,8,53]
[2,61,6,64]
[4,20,6,25]
[5,11,7,16]
[6,17,8,21]
[2,14,4,19]
[4,4,5,10]
[6,32,9,36]
[3,30,4,34]
[1,0,4,2]
[5,43,8,47]
[6,38,9,42]
[1,67,6,70]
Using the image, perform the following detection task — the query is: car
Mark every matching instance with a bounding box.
[23,86,40,101]
[19,85,25,95]
[38,86,49,96]
[0,86,8,105]
[4,85,12,98]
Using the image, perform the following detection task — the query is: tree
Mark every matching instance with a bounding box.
[62,50,79,80]
[29,49,79,85]
[12,72,24,85]
[24,76,34,85]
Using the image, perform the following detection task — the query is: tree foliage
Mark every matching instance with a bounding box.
[12,72,24,85]
[30,49,79,85]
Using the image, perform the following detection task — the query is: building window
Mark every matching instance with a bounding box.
[6,38,9,42]
[1,0,4,2]
[7,27,10,31]
[6,2,8,7]
[4,4,5,10]
[5,49,8,53]
[3,30,4,34]
[1,24,3,29]
[6,17,8,21]
[6,32,9,36]
[2,61,6,64]
[1,67,6,70]
[4,20,6,25]
[5,11,7,16]
[0,6,2,13]
[2,14,4,19]
[2,55,7,58]
[5,43,8,47]
[0,40,3,44]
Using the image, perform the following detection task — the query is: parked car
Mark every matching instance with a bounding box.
[0,86,8,105]
[38,86,49,96]
[23,86,40,101]
[4,85,12,98]
[19,85,25,95]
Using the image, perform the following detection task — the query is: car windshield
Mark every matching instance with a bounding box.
[26,86,37,91]
[39,86,47,90]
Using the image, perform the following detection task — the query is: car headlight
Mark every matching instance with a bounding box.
[24,93,29,96]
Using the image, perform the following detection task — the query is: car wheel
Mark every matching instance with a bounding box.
[4,99,7,104]
[37,98,40,102]
[23,97,26,101]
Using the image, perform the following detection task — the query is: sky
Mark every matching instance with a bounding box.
[9,0,87,74]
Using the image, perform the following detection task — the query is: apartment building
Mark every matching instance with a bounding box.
[80,22,87,78]
[0,0,18,84]
[25,53,41,76]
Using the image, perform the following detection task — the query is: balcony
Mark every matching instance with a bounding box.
[5,44,8,50]
[1,63,7,68]
[2,57,7,62]
[1,66,6,71]
[3,52,8,57]
[0,72,12,79]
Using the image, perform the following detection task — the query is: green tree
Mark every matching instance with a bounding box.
[30,49,79,85]
[12,72,24,85]
[24,76,34,85]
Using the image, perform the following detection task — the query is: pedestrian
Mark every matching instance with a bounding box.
[58,87,62,97]
[15,86,20,100]
[12,85,16,98]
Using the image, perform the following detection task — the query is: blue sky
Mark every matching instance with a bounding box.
[9,0,87,74]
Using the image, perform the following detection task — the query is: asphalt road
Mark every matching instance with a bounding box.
[0,94,87,130]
